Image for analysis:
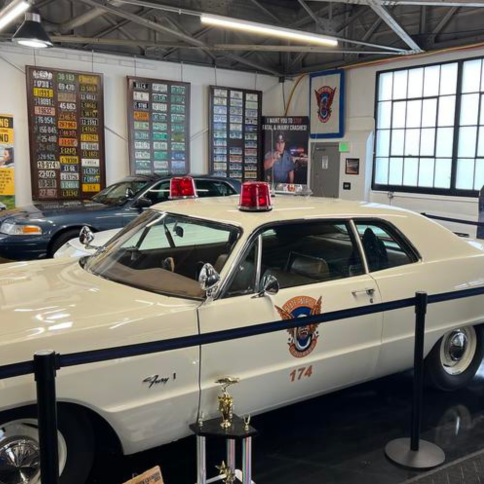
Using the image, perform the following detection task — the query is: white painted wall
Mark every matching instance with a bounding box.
[283,46,484,237]
[0,44,283,206]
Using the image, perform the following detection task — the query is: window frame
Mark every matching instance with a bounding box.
[372,56,484,197]
[352,217,421,271]
[219,218,367,299]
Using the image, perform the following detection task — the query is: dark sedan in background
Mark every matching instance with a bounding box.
[0,175,240,261]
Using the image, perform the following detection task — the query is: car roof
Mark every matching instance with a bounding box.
[151,195,480,262]
[152,195,416,229]
[121,174,240,184]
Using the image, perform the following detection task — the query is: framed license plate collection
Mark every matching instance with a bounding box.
[127,76,191,176]
[208,86,262,182]
[26,66,106,200]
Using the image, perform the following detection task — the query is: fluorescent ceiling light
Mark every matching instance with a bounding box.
[201,13,338,47]
[0,0,30,32]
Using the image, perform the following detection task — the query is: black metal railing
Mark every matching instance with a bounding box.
[2,284,484,483]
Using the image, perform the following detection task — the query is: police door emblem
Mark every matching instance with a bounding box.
[314,86,336,124]
[275,296,322,358]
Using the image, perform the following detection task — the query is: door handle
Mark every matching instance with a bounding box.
[351,288,375,297]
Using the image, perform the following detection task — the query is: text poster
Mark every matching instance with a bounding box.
[263,116,309,190]
[127,76,191,175]
[310,69,345,138]
[26,66,106,200]
[0,114,14,209]
[208,86,262,182]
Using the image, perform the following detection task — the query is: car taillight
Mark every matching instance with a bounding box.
[169,176,197,199]
[239,181,273,212]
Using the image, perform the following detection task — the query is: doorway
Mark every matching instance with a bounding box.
[310,143,340,198]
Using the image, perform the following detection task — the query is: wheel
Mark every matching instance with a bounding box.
[49,229,83,257]
[0,406,94,484]
[425,325,484,391]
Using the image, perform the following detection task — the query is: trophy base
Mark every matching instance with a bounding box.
[202,470,255,484]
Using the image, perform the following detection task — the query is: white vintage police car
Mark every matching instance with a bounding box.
[1,179,484,484]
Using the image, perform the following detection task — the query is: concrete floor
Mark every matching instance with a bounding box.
[87,365,484,484]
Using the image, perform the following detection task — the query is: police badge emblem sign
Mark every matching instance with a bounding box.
[275,296,322,358]
[310,70,345,138]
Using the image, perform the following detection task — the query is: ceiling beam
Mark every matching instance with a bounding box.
[47,36,405,55]
[297,0,408,52]
[430,6,459,39]
[368,1,423,51]
[75,0,280,74]
[248,0,282,24]
[307,0,484,7]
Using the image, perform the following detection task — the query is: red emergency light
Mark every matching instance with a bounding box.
[239,181,273,212]
[169,176,197,199]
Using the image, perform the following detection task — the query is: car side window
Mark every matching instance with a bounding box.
[144,181,170,204]
[354,221,417,272]
[196,180,237,197]
[260,221,365,289]
[224,221,365,296]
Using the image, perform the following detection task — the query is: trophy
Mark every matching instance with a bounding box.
[215,461,236,484]
[243,414,251,432]
[215,377,240,429]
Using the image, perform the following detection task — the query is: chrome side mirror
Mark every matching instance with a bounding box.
[79,226,94,248]
[199,263,221,292]
[252,274,279,299]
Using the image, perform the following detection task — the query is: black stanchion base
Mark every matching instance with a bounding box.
[385,438,445,470]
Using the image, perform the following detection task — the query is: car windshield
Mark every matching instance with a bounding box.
[92,180,149,205]
[83,210,241,299]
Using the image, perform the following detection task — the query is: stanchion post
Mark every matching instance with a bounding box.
[411,291,427,451]
[384,291,445,470]
[34,350,60,484]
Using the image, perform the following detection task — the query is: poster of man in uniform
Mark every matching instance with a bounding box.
[310,70,345,139]
[0,115,14,210]
[262,117,309,189]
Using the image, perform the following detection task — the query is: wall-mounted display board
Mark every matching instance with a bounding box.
[26,66,106,200]
[127,76,191,176]
[0,114,15,209]
[208,86,262,182]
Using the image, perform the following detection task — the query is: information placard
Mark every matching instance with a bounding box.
[127,76,191,175]
[208,86,262,182]
[26,66,106,200]
[0,114,15,209]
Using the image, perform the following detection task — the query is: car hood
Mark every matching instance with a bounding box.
[0,258,200,363]
[0,200,111,223]
[54,228,121,259]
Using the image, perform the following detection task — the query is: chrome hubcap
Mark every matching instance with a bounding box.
[0,419,67,484]
[0,438,40,484]
[440,327,477,376]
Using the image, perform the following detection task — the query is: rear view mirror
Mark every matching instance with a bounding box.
[79,226,94,247]
[133,197,152,209]
[125,187,135,199]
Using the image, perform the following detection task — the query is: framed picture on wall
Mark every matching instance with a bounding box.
[208,85,262,182]
[127,76,191,176]
[309,69,345,139]
[345,158,360,175]
[26,66,106,201]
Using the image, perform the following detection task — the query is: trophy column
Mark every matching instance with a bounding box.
[189,415,257,484]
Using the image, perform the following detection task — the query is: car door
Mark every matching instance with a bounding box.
[352,219,421,379]
[197,219,383,420]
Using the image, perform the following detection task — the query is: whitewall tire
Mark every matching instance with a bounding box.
[425,325,484,391]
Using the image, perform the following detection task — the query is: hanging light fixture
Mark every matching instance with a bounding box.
[12,10,52,48]
[0,0,30,32]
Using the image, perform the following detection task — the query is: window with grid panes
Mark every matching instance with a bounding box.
[374,62,458,193]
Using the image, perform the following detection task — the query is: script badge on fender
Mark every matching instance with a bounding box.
[275,296,322,358]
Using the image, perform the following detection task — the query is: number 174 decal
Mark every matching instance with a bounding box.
[289,365,313,382]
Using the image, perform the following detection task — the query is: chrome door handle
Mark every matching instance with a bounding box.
[352,288,375,297]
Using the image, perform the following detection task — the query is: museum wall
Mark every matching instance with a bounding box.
[282,45,484,236]
[0,44,282,206]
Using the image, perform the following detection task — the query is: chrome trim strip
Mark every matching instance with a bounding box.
[350,219,369,274]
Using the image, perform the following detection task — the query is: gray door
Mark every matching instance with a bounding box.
[311,143,340,198]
